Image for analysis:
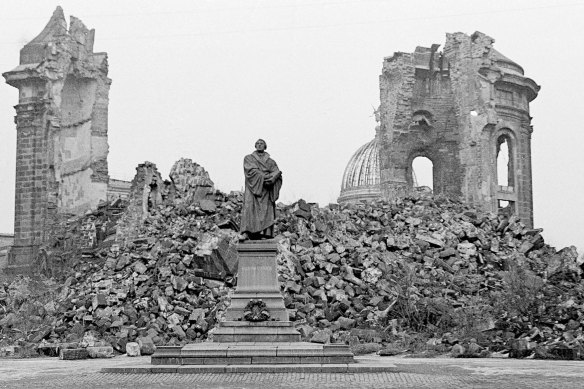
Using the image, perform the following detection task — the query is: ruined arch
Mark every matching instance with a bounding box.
[495,128,517,189]
[411,110,434,129]
[412,156,434,190]
[494,128,518,216]
[406,151,436,190]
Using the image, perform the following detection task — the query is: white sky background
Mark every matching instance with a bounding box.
[0,0,582,253]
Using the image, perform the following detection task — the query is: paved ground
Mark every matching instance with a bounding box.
[1,354,583,388]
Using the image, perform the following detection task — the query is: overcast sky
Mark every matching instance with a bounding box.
[0,0,582,253]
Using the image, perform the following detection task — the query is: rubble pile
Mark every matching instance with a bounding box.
[23,197,128,279]
[1,162,583,359]
[0,190,243,357]
[275,192,584,358]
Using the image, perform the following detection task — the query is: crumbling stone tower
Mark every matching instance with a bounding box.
[378,32,539,226]
[3,7,111,271]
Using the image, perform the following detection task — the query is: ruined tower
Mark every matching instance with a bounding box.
[3,7,111,271]
[341,32,539,227]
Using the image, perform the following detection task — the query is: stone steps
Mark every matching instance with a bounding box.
[151,342,354,365]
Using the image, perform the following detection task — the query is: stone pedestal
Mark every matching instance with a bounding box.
[151,240,354,366]
[213,240,300,342]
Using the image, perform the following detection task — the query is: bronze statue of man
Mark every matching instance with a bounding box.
[240,139,282,240]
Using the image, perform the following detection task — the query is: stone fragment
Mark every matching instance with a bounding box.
[293,199,312,219]
[466,341,482,357]
[361,267,382,284]
[451,344,465,358]
[125,342,141,357]
[416,234,444,247]
[310,329,332,344]
[86,346,114,358]
[199,200,217,213]
[174,306,190,316]
[439,247,457,258]
[171,325,187,340]
[60,348,89,360]
[337,317,356,330]
[0,346,18,357]
[378,346,403,356]
[157,296,170,312]
[169,158,215,203]
[137,336,156,355]
[171,275,187,292]
[93,294,108,310]
[134,261,147,274]
[80,332,97,347]
[116,254,131,270]
[105,256,117,269]
[457,242,477,259]
[508,338,531,358]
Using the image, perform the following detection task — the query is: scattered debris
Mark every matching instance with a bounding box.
[0,163,582,361]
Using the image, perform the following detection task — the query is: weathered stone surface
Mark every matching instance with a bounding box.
[86,346,114,358]
[1,179,582,360]
[310,329,332,344]
[169,158,215,204]
[133,261,147,274]
[457,242,477,259]
[466,342,483,357]
[199,200,217,213]
[60,348,89,360]
[171,275,187,292]
[451,344,466,358]
[3,7,115,271]
[137,336,156,355]
[0,346,19,357]
[125,342,141,357]
[116,162,168,243]
[341,32,539,230]
[337,317,356,330]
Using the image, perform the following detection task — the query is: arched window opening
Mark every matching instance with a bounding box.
[411,110,433,129]
[412,156,433,191]
[148,179,160,212]
[498,199,514,217]
[496,135,514,190]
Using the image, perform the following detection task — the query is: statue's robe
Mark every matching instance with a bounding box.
[240,151,282,235]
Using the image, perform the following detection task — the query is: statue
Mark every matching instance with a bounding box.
[239,139,282,240]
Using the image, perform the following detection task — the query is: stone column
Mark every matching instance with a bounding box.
[8,99,51,272]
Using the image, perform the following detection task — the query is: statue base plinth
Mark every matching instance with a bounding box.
[151,240,354,365]
[214,240,299,342]
[213,321,301,343]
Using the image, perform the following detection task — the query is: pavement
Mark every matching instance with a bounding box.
[1,354,584,388]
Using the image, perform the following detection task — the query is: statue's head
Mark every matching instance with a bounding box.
[255,139,267,152]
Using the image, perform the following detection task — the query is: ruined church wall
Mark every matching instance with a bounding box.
[444,32,536,226]
[3,7,111,270]
[379,51,463,200]
[53,73,109,214]
[378,53,416,198]
[378,32,538,227]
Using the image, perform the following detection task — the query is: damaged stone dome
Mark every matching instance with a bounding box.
[338,138,381,203]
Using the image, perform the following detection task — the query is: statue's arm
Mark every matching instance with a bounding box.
[264,160,282,185]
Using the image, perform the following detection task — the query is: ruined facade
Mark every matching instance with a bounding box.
[341,32,539,227]
[2,8,128,271]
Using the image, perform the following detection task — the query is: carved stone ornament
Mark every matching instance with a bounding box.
[243,299,270,322]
